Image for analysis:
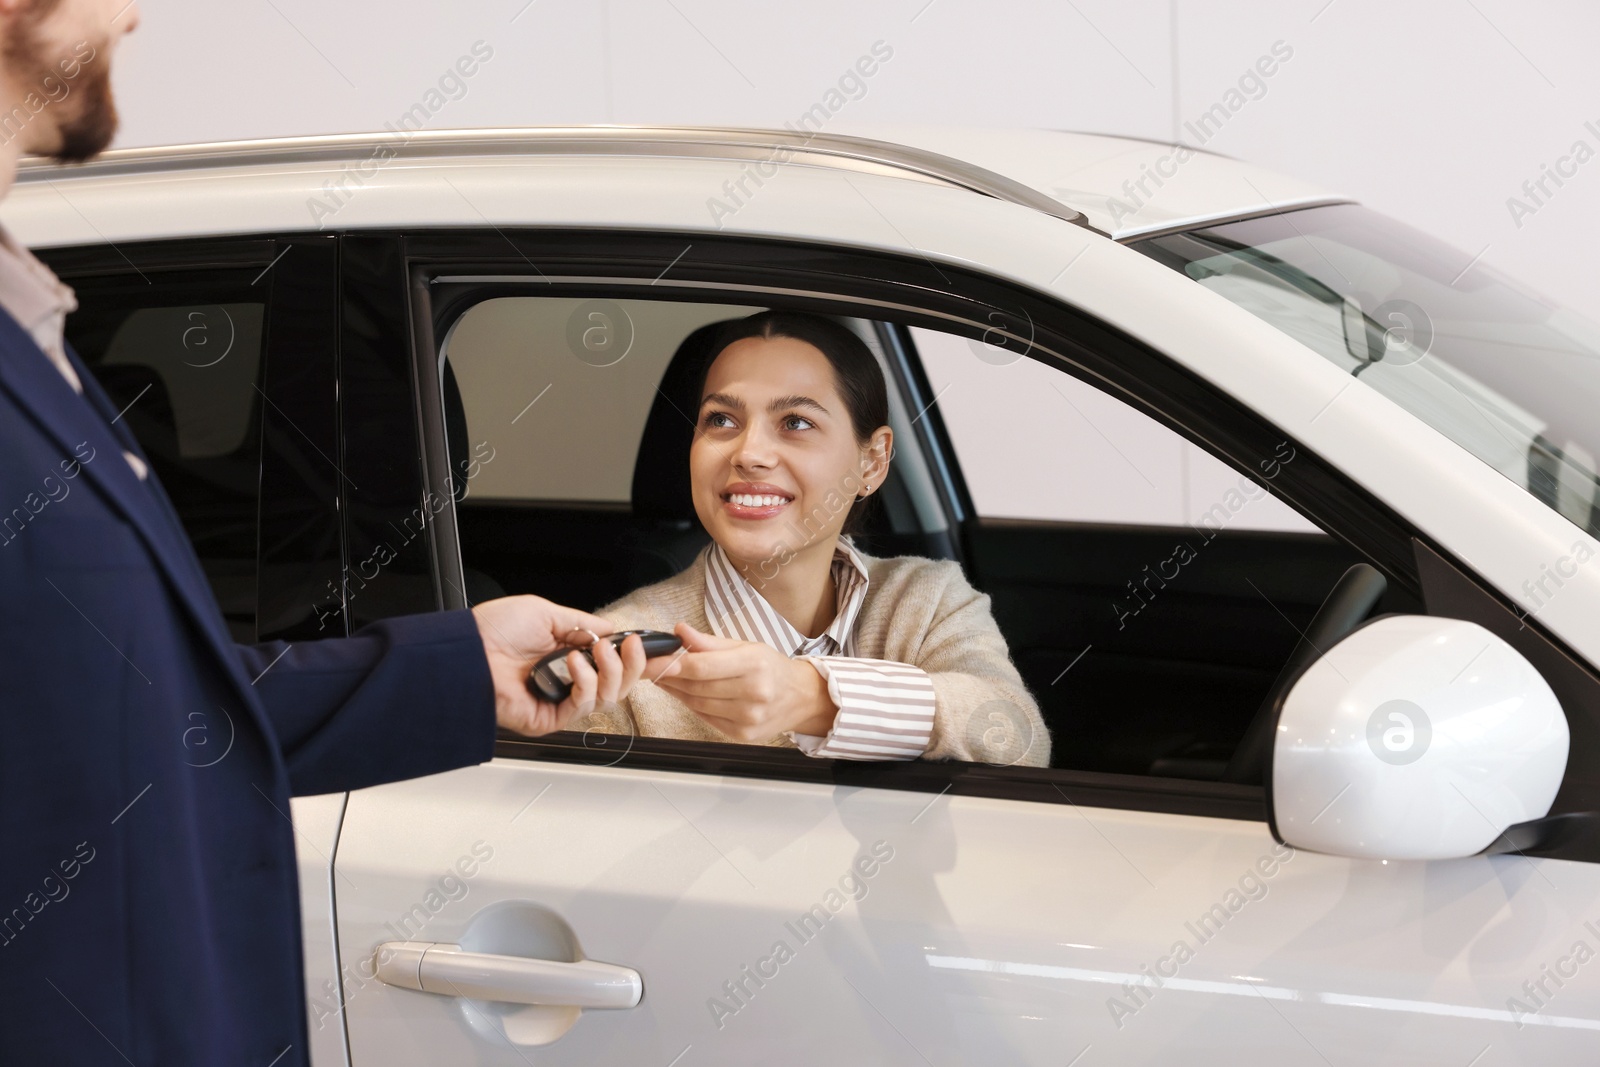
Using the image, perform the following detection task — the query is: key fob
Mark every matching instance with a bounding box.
[527,629,683,703]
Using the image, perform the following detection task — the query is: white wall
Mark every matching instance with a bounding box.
[107,1,1600,318]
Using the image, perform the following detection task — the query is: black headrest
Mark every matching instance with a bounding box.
[631,320,740,522]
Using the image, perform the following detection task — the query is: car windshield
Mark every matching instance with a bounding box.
[1132,203,1600,538]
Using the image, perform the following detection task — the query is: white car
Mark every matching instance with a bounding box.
[13,126,1599,1064]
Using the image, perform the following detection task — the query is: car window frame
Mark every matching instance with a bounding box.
[387,226,1598,829]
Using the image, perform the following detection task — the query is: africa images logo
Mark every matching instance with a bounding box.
[1366,699,1431,766]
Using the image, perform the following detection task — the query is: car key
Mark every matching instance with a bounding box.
[527,629,683,703]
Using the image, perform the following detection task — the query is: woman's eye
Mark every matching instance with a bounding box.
[703,411,735,430]
[782,415,815,431]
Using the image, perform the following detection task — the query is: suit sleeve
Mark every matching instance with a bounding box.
[915,561,1052,767]
[235,609,497,796]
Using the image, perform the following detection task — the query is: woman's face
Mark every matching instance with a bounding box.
[691,334,890,570]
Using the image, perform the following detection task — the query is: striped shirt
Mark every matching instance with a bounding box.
[702,540,937,759]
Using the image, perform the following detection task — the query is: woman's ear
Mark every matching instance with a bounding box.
[859,426,893,495]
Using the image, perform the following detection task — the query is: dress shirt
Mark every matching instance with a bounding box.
[702,539,937,759]
[0,222,146,480]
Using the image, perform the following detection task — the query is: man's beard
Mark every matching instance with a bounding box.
[51,60,116,162]
[3,1,117,164]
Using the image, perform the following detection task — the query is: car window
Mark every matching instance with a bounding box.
[911,326,1317,532]
[63,272,269,641]
[436,285,1376,781]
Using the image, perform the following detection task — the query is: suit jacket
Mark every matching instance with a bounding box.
[0,306,495,1065]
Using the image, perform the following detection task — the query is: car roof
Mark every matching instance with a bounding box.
[11,125,1348,242]
[831,124,1348,238]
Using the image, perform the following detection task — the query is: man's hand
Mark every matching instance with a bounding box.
[471,596,650,736]
[651,622,839,743]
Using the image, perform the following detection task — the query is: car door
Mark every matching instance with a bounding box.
[327,229,1600,1065]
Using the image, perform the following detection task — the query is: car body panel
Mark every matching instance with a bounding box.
[333,759,1595,1064]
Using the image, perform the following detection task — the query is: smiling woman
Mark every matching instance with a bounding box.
[581,311,1050,766]
[690,312,892,573]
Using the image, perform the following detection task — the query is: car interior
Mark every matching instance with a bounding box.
[439,296,1425,783]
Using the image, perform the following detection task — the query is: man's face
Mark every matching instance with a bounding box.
[1,0,138,163]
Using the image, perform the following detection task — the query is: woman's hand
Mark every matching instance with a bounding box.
[472,596,652,736]
[651,622,838,743]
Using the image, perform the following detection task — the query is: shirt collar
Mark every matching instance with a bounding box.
[0,221,79,396]
[0,221,76,338]
[702,539,870,657]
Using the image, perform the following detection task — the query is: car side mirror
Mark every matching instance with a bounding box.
[1269,615,1569,860]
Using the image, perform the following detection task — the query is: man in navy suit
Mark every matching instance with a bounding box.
[0,2,658,1063]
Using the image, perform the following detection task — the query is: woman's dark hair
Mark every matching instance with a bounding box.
[695,311,890,536]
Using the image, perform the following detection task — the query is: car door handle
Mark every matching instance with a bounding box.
[374,941,642,1009]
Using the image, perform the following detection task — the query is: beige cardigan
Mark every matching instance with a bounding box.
[577,546,1052,766]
